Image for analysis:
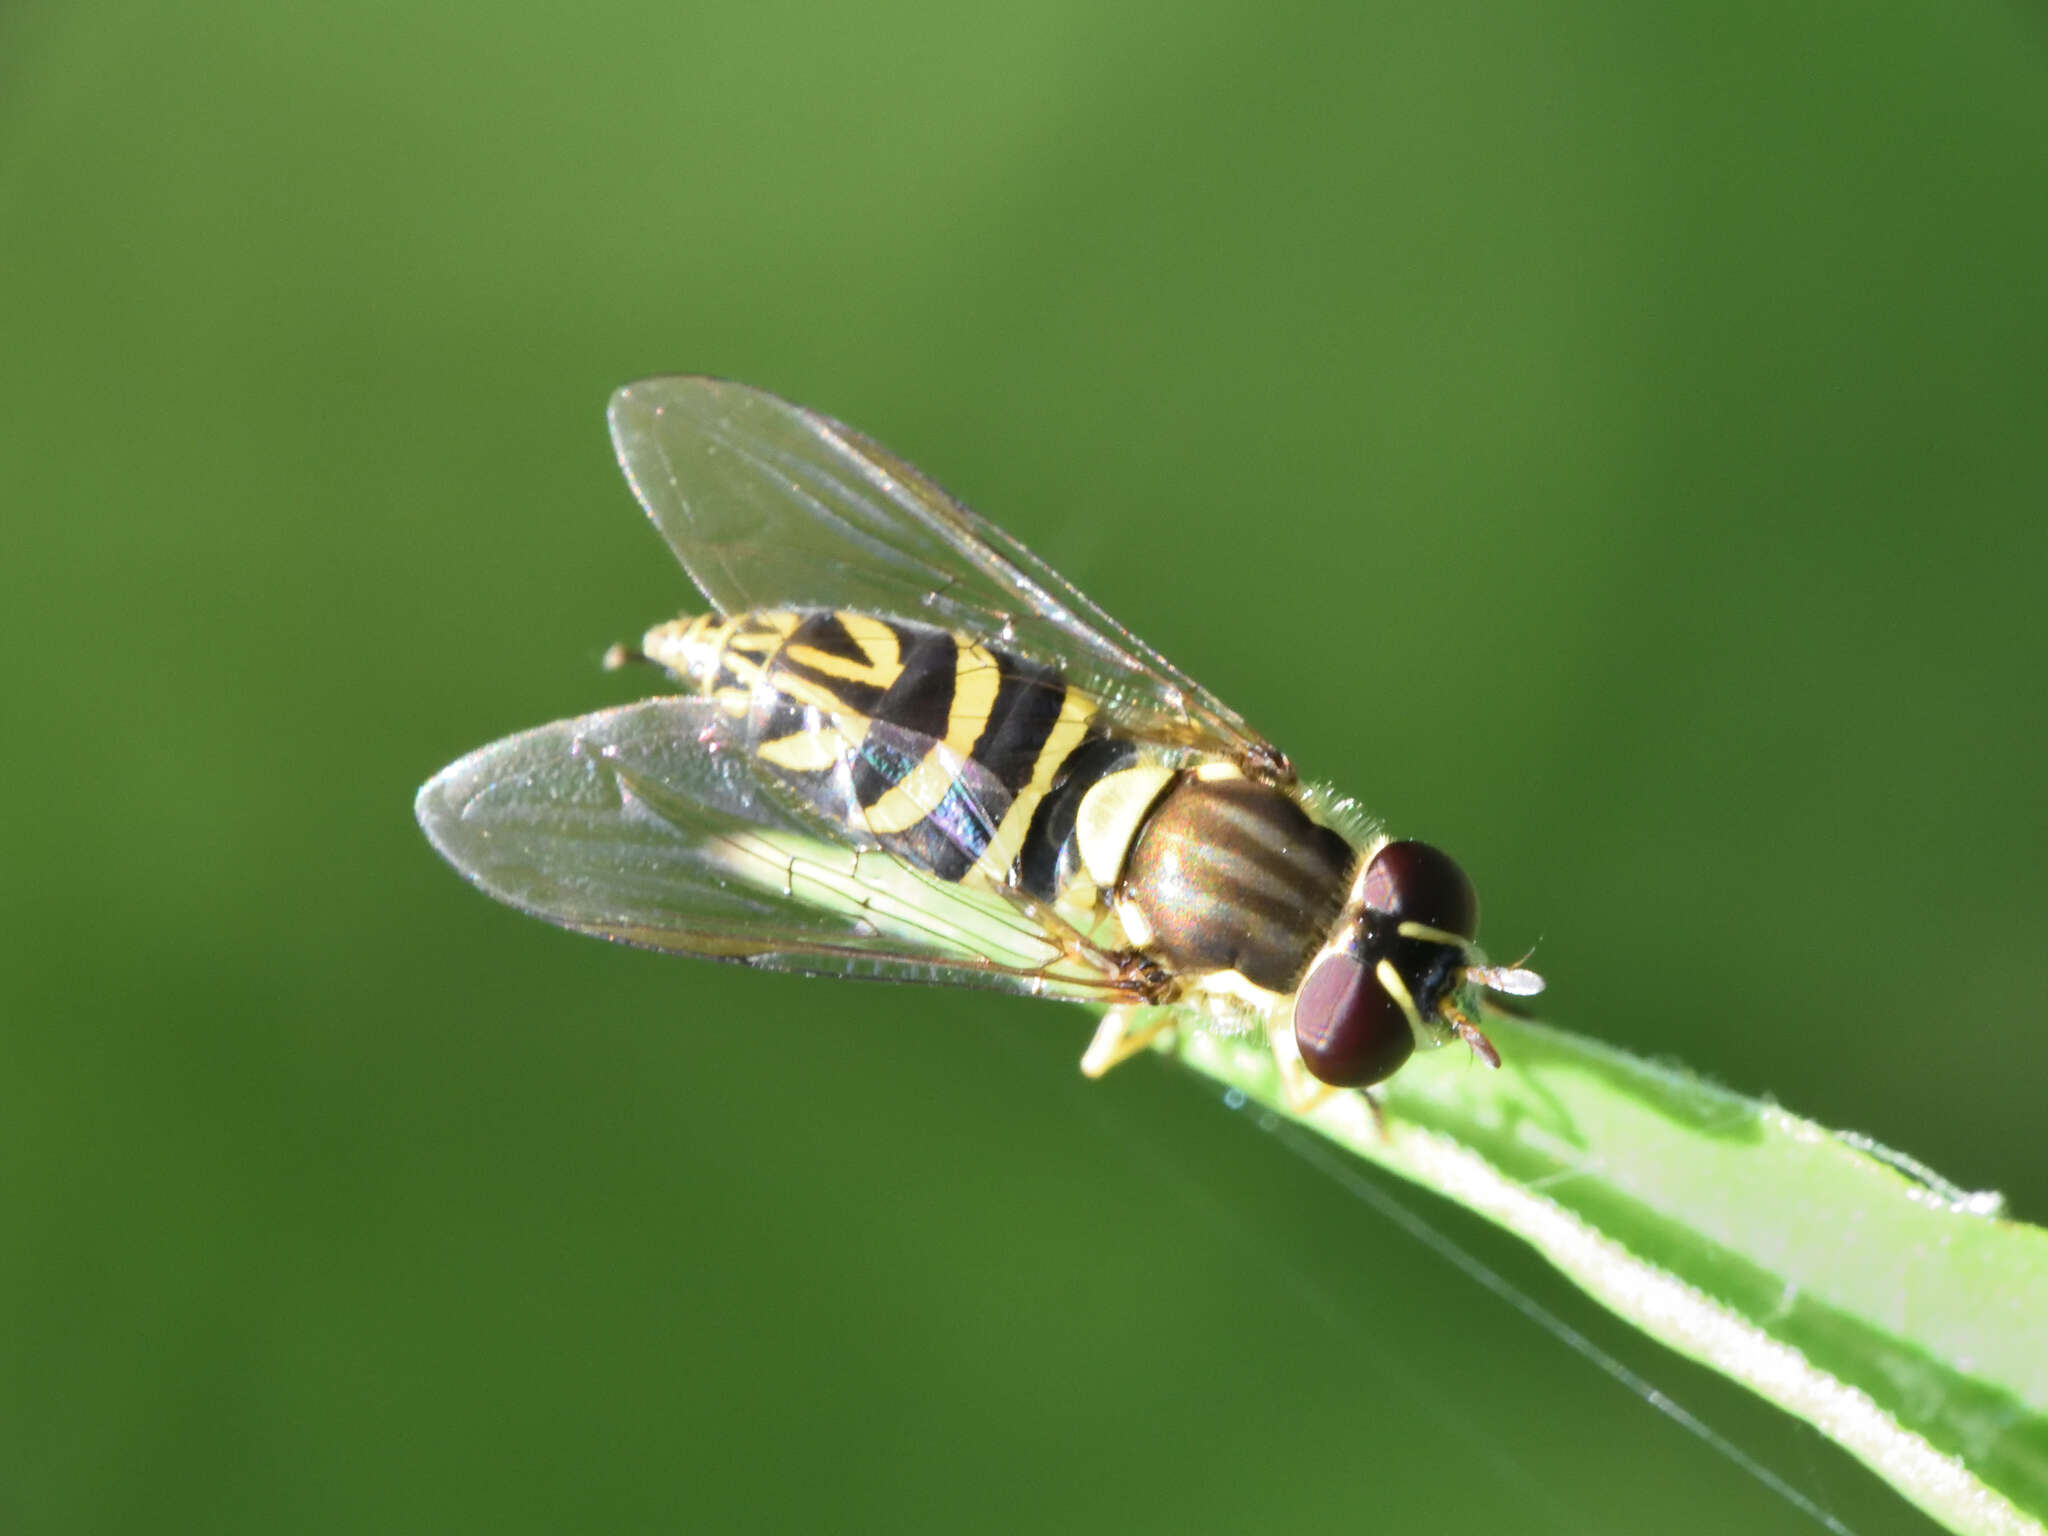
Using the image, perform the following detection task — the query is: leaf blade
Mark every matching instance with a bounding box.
[1171,1016,2048,1536]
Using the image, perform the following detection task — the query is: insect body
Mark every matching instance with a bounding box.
[416,377,1541,1102]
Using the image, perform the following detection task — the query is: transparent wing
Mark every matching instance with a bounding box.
[414,697,1142,1001]
[608,376,1276,767]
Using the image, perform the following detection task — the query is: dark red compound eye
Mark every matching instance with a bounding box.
[1360,840,1479,941]
[1292,950,1416,1088]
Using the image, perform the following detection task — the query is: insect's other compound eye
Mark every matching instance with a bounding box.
[1292,950,1416,1087]
[1361,839,1479,942]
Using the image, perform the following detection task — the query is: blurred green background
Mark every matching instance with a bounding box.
[5,2,2044,1532]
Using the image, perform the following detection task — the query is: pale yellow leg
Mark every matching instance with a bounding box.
[1265,1017,1334,1113]
[1265,1018,1387,1137]
[1080,1006,1177,1078]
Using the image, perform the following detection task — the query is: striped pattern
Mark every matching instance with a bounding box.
[1121,775,1354,991]
[664,609,1125,893]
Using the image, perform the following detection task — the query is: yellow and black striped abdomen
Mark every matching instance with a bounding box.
[646,608,1127,892]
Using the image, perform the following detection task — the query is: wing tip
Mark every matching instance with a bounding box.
[607,373,732,423]
[607,376,718,506]
[414,754,480,872]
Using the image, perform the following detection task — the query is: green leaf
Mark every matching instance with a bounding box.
[1165,1017,2048,1536]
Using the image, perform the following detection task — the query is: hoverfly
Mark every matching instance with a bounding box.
[416,377,1542,1104]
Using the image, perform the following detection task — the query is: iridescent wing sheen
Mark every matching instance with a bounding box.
[607,376,1275,767]
[414,697,1143,1001]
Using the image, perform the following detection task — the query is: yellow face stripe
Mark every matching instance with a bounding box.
[1374,959,1426,1035]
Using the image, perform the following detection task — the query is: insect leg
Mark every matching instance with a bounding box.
[1079,1006,1179,1078]
[1264,1018,1391,1138]
[1264,1016,1337,1116]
